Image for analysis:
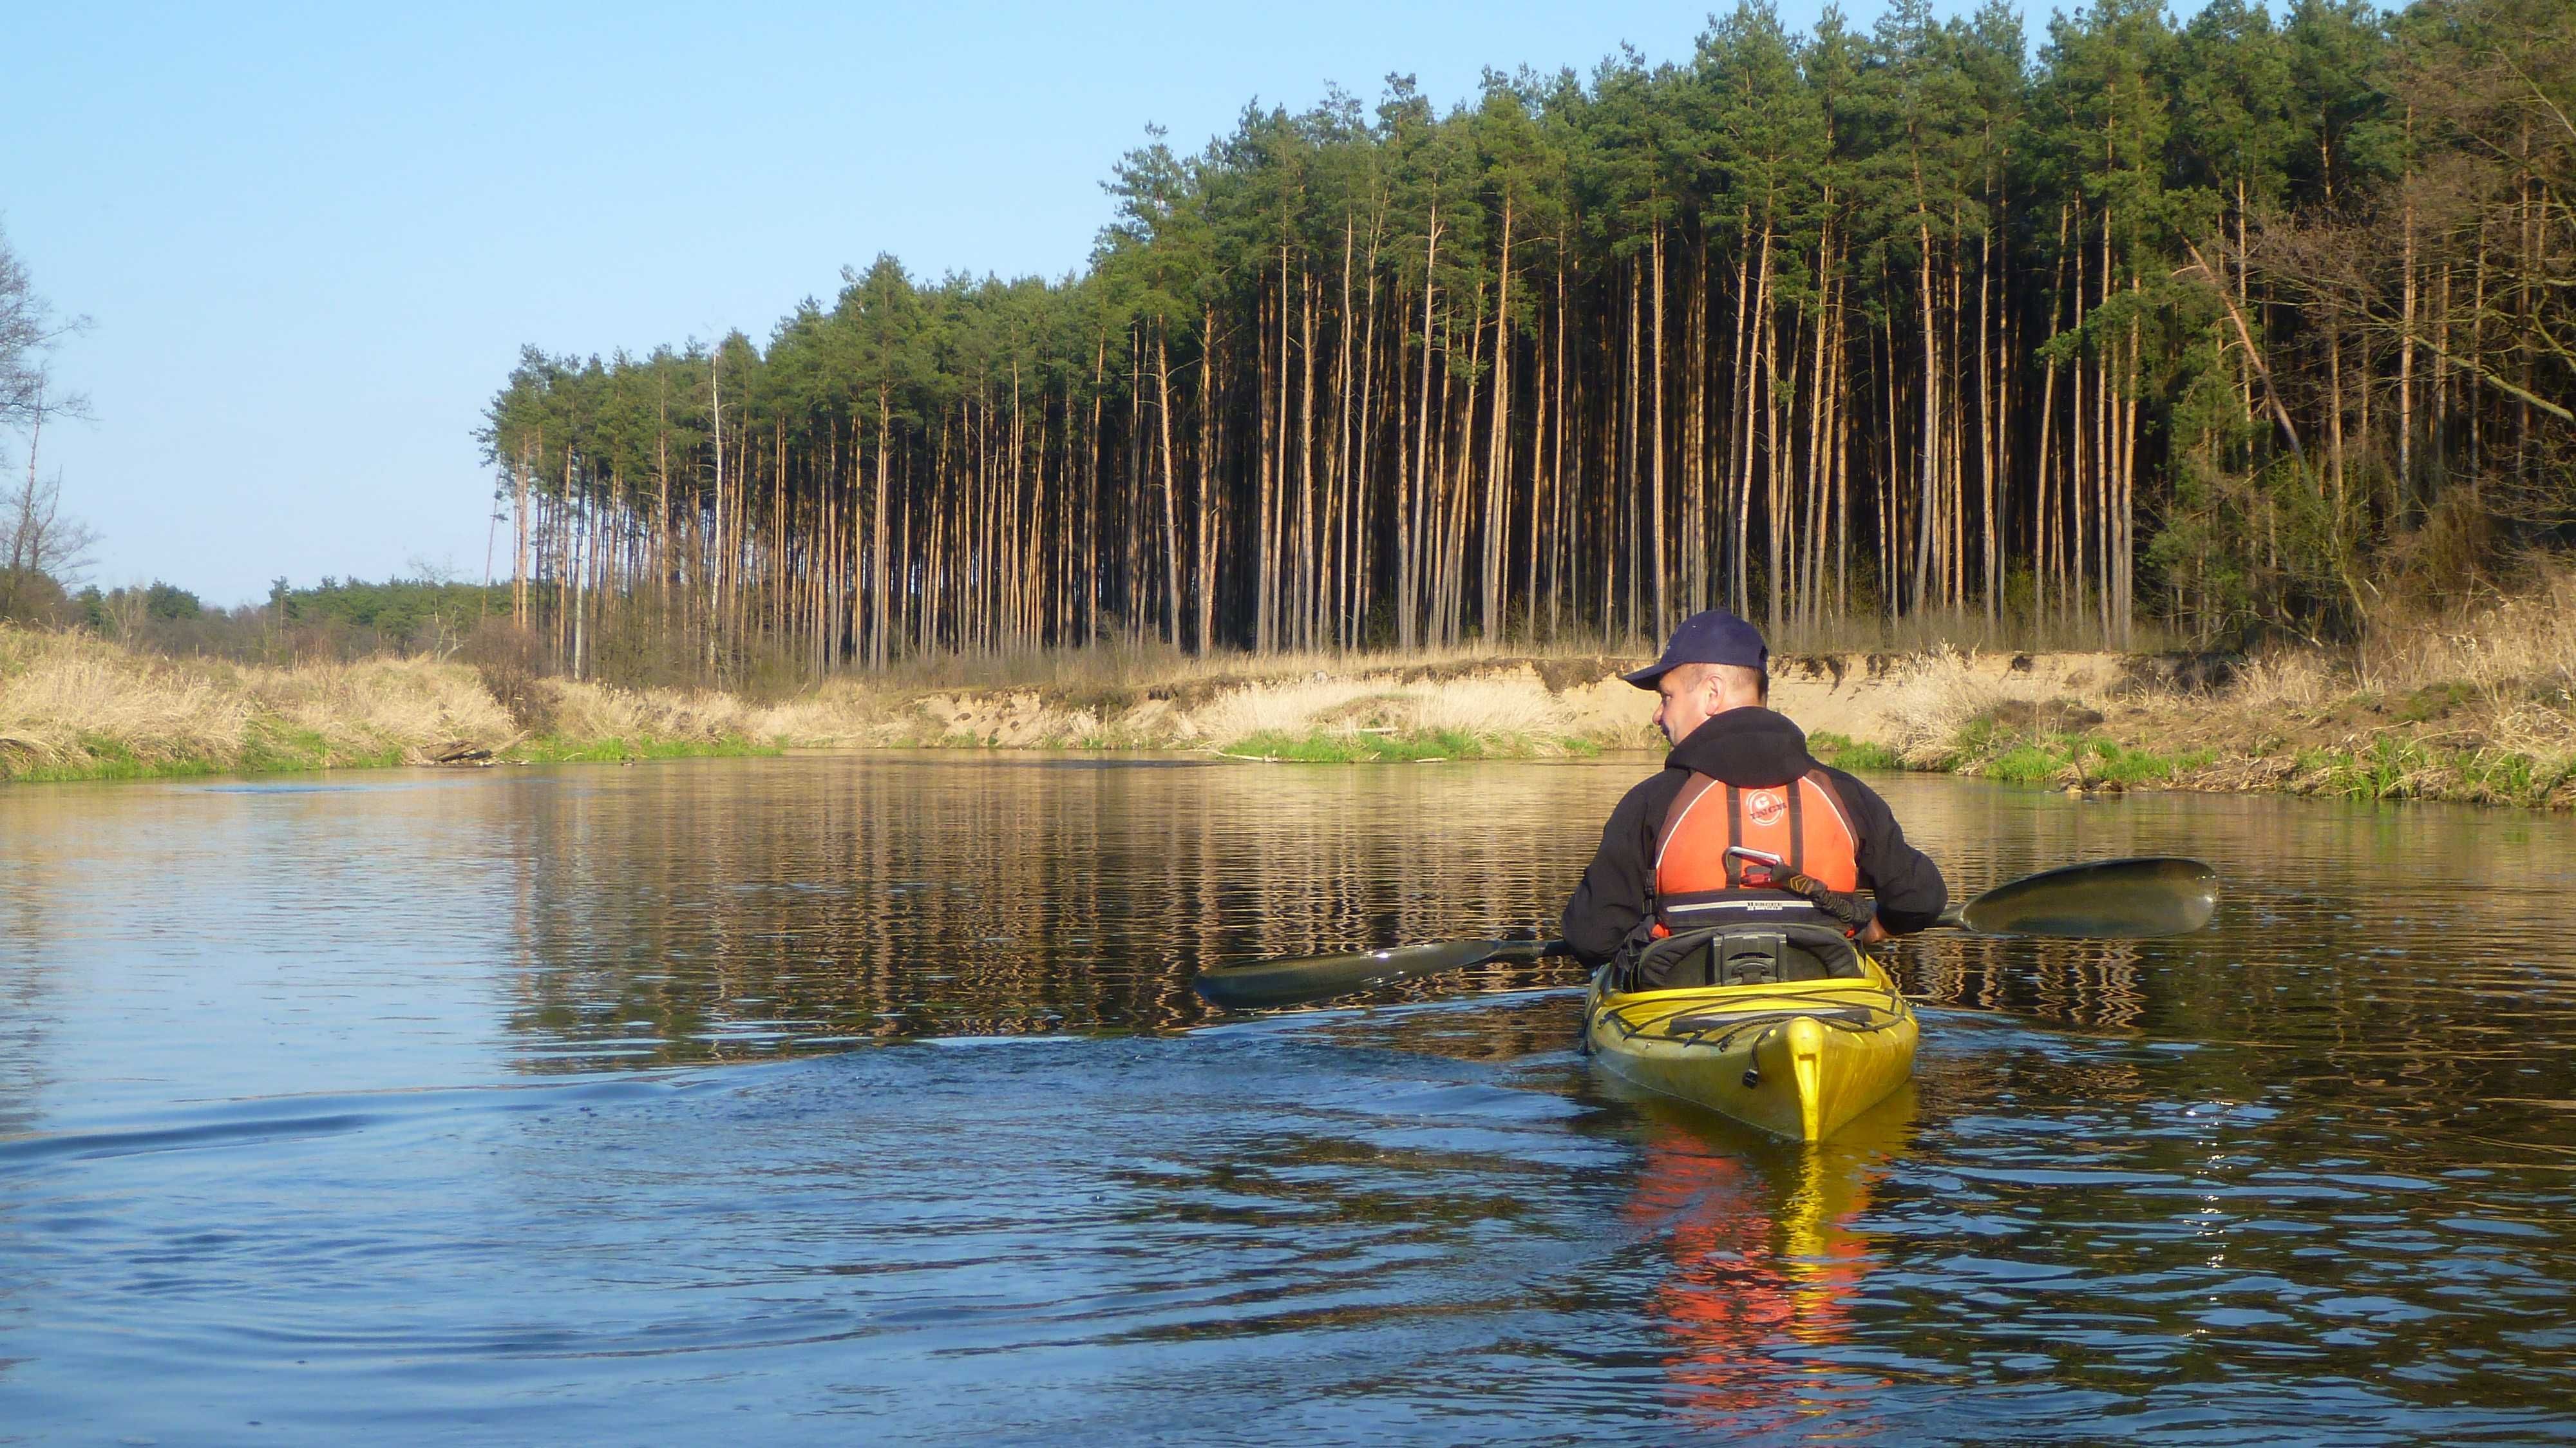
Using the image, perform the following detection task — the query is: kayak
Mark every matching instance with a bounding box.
[1584,953,1918,1142]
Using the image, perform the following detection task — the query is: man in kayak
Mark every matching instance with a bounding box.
[1563,608,1946,983]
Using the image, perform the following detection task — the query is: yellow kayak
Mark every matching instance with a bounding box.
[1584,953,1918,1142]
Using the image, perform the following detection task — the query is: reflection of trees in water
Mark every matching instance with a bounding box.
[1871,774,2576,1139]
[0,864,59,1141]
[497,758,1622,1069]
[482,753,2576,1152]
[1900,935,2146,1031]
[1307,995,1584,1063]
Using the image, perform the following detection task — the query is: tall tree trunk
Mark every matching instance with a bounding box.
[1403,204,1441,651]
[2398,102,2418,506]
[1198,306,1219,653]
[1156,328,1181,645]
[1483,196,1513,643]
[1649,220,1669,640]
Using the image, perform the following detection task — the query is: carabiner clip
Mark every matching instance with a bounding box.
[1725,844,1788,888]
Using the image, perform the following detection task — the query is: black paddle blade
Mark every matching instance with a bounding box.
[1959,856,2219,938]
[1193,937,1564,1011]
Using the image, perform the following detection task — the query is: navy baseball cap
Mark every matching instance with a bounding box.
[1622,609,1769,689]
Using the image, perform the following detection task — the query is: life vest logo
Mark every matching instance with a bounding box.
[1747,788,1786,826]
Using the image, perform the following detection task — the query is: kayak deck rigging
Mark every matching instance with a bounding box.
[1617,998,1905,1050]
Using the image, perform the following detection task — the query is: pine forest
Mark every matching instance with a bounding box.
[480,0,2576,681]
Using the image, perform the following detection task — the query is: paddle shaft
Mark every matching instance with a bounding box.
[1194,855,2215,1010]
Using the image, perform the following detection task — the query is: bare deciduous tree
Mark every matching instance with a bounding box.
[1,223,87,439]
[2,390,101,621]
[1,225,95,623]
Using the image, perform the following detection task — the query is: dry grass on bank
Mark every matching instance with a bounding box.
[1831,576,2576,809]
[0,625,1663,782]
[12,575,2576,807]
[0,627,786,781]
[2360,569,2576,694]
[0,628,510,780]
[761,662,1658,758]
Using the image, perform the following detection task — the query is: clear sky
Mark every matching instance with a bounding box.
[8,0,1971,605]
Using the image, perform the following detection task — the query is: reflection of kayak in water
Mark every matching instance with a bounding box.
[1619,1087,1916,1431]
[1585,953,1918,1141]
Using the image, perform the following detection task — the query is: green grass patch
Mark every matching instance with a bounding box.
[1221,728,1508,762]
[2282,736,2574,808]
[1984,741,2065,785]
[517,734,782,765]
[75,733,141,765]
[5,752,223,784]
[1806,730,1904,771]
[1938,727,2219,790]
[240,723,334,774]
[2086,738,2216,786]
[8,729,786,783]
[2459,748,2544,803]
[2308,735,2430,799]
[0,726,408,785]
[2394,681,2476,724]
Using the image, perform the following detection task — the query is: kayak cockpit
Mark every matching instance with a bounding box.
[1624,922,1864,991]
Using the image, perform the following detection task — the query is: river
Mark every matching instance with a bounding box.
[3,754,2571,1443]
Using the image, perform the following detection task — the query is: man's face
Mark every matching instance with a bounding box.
[1654,667,1721,746]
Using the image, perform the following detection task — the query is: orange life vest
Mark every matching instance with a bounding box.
[1651,770,1861,933]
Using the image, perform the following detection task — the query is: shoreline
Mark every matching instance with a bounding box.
[5,625,2571,810]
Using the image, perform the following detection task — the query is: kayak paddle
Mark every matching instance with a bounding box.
[1191,935,1570,1011]
[1936,855,2219,938]
[1193,855,2218,1011]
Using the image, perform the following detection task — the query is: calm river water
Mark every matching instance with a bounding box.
[3,754,2573,1443]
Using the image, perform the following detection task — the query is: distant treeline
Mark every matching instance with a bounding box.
[484,0,2573,683]
[54,576,508,661]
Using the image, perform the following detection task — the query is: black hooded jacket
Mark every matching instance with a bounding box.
[1561,707,1947,965]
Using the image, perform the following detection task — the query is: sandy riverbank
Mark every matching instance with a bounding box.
[6,593,2573,808]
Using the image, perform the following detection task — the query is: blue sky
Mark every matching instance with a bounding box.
[8,1,1969,605]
